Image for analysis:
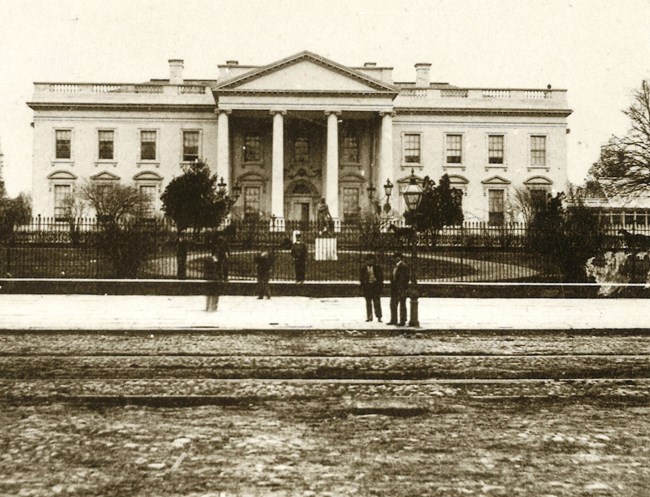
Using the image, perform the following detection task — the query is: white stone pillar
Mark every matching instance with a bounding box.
[325,110,340,230]
[216,109,231,188]
[270,110,286,231]
[378,111,394,206]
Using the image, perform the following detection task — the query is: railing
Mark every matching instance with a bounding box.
[37,83,207,95]
[401,87,562,101]
[6,218,632,283]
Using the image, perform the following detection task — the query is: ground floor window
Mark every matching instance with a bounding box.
[488,189,505,226]
[139,185,157,217]
[343,187,360,223]
[54,184,72,221]
[244,186,261,221]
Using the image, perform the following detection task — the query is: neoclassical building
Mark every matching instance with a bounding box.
[28,51,571,225]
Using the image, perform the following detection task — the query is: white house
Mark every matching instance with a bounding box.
[27,51,572,225]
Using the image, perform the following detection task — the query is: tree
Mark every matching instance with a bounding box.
[404,174,464,236]
[160,161,234,278]
[161,161,233,234]
[588,80,650,192]
[79,181,160,278]
[529,189,606,282]
[512,186,548,227]
[0,193,32,240]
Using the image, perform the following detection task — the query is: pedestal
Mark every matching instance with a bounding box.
[315,237,337,261]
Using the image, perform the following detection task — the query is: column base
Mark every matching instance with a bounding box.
[269,217,285,232]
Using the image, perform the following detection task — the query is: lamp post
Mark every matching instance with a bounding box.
[402,169,424,327]
[383,179,394,207]
[231,180,242,203]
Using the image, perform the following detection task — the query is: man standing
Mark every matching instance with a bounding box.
[388,252,409,326]
[359,254,383,322]
[290,232,307,284]
[255,249,272,299]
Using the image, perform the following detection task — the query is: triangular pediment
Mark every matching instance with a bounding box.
[216,51,398,94]
[481,175,511,185]
[90,171,121,181]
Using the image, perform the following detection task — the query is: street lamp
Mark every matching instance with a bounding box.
[383,178,394,206]
[217,176,227,195]
[402,169,424,327]
[231,180,242,203]
[366,182,376,200]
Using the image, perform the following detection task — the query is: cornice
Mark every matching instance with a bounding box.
[394,107,573,118]
[214,89,398,98]
[26,102,217,113]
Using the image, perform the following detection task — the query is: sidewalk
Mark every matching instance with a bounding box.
[0,294,648,331]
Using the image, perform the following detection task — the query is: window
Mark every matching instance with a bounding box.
[488,135,504,164]
[343,187,360,223]
[98,130,114,160]
[446,134,462,164]
[293,137,309,164]
[139,185,157,217]
[183,131,200,162]
[402,134,421,164]
[529,188,548,207]
[488,189,505,226]
[140,131,157,161]
[55,130,71,159]
[341,130,359,163]
[54,184,71,220]
[531,135,546,166]
[244,134,262,162]
[243,186,261,220]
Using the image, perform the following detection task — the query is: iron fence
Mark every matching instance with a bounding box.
[0,217,638,282]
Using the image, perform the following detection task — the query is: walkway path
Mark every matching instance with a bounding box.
[0,294,647,331]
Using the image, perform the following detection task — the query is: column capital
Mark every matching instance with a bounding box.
[379,110,396,118]
[324,110,342,117]
[215,108,232,115]
[270,109,287,116]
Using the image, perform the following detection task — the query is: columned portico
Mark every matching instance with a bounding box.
[216,109,231,188]
[271,109,286,229]
[325,110,341,225]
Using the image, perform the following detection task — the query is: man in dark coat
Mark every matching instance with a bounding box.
[255,249,272,299]
[388,252,409,326]
[359,254,383,322]
[290,232,307,284]
[204,249,220,312]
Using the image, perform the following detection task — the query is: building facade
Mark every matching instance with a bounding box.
[28,51,572,225]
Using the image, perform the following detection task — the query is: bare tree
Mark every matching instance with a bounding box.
[80,181,150,228]
[589,80,650,193]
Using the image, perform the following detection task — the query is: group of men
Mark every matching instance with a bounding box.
[359,252,410,326]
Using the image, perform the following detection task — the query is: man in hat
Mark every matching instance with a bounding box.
[290,231,307,284]
[359,253,383,322]
[388,252,409,326]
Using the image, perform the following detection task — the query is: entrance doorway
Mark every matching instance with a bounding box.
[286,182,316,229]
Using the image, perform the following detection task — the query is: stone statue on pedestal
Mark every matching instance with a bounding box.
[317,197,334,236]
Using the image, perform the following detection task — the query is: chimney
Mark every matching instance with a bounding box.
[168,59,184,85]
[364,62,377,68]
[226,60,239,66]
[414,62,431,88]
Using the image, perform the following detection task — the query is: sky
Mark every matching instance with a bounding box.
[1,0,649,197]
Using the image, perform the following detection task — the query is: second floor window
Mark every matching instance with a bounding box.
[55,130,71,159]
[140,131,156,161]
[488,135,504,164]
[183,131,200,162]
[403,134,421,164]
[446,134,462,164]
[341,131,359,163]
[244,134,262,162]
[293,137,309,163]
[531,135,546,166]
[98,130,114,160]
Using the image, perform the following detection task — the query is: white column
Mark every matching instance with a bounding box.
[270,110,286,231]
[378,111,394,206]
[216,110,231,187]
[325,110,340,230]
